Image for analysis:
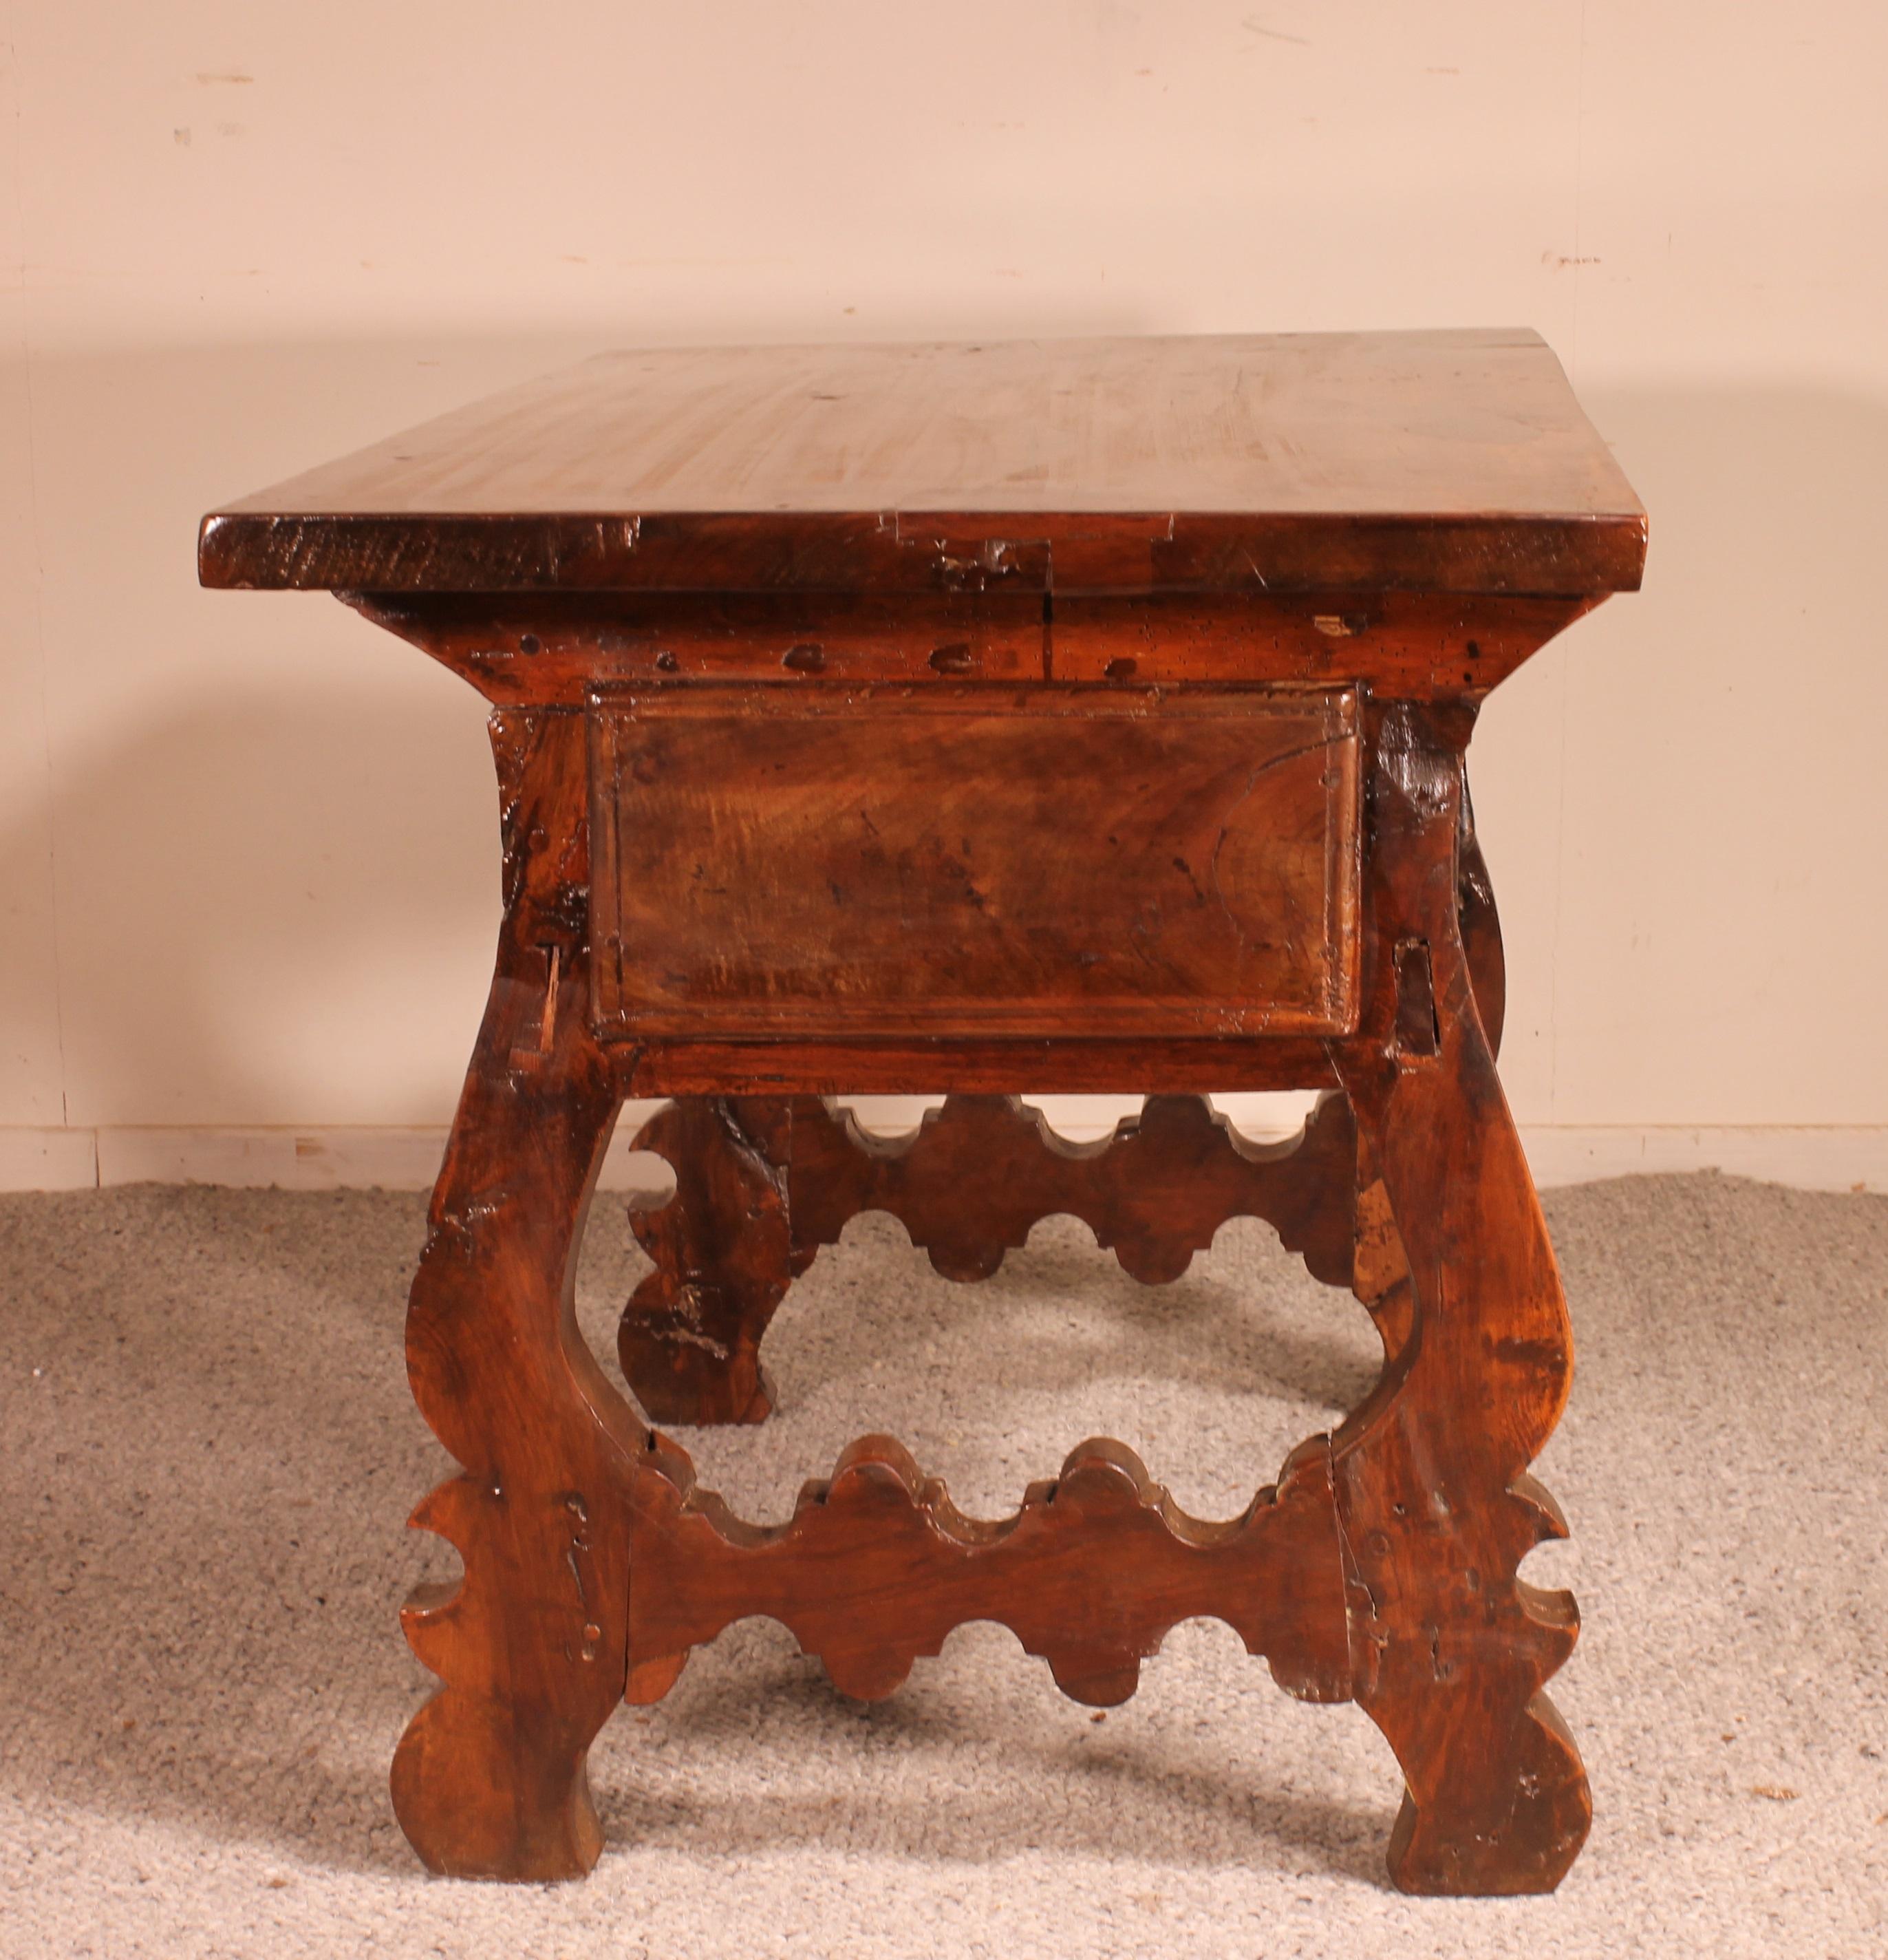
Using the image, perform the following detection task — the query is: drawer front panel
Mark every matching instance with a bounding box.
[588,683,1360,1041]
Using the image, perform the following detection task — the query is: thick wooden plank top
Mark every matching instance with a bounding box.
[199,329,1645,597]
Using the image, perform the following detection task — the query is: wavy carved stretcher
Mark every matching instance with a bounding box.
[200,329,1646,1893]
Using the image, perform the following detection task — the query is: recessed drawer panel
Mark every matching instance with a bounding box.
[588,683,1360,1042]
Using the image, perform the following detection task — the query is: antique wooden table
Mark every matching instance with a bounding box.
[200,330,1644,1893]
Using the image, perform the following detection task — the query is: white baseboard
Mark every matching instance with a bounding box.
[0,1126,99,1191]
[3,1113,1885,1197]
[1516,1125,1888,1194]
[74,1118,677,1195]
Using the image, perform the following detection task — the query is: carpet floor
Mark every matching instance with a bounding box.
[1,1171,1884,1957]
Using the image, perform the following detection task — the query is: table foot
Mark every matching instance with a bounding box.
[393,710,643,1879]
[1330,703,1589,1894]
[1374,1625,1589,1895]
[393,1581,608,1883]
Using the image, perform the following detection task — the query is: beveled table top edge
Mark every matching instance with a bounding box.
[198,507,1646,596]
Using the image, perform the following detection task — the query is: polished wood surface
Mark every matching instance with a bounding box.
[201,327,1641,1896]
[626,1432,1353,1712]
[200,330,1645,595]
[1329,700,1589,1892]
[590,683,1360,1041]
[389,710,637,1882]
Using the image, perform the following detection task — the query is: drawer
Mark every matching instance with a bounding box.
[588,683,1360,1042]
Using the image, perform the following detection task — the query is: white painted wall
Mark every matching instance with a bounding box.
[3,2,1885,1190]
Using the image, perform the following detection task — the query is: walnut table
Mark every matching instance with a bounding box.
[200,330,1646,1891]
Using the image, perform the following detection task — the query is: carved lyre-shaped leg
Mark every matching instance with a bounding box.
[1331,703,1589,1895]
[391,710,641,1879]
[619,1097,804,1426]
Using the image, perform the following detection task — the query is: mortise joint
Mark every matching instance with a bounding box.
[508,944,562,1067]
[538,944,561,1051]
[1393,940,1440,1058]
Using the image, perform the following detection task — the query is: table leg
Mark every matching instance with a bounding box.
[1330,705,1589,1894]
[390,710,642,1879]
[1347,788,1509,1367]
[1457,785,1507,1058]
[620,1097,804,1425]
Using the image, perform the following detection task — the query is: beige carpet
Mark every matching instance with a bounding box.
[2,1171,1885,1957]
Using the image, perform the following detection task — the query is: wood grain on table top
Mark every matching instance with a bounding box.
[200,330,1646,596]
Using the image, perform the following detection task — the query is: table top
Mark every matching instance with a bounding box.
[198,329,1645,597]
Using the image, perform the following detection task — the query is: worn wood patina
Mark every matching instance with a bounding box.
[202,328,1644,1893]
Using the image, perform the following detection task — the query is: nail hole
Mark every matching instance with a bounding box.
[928,643,973,674]
[654,651,678,672]
[1104,657,1137,681]
[783,644,825,673]
[519,634,540,655]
